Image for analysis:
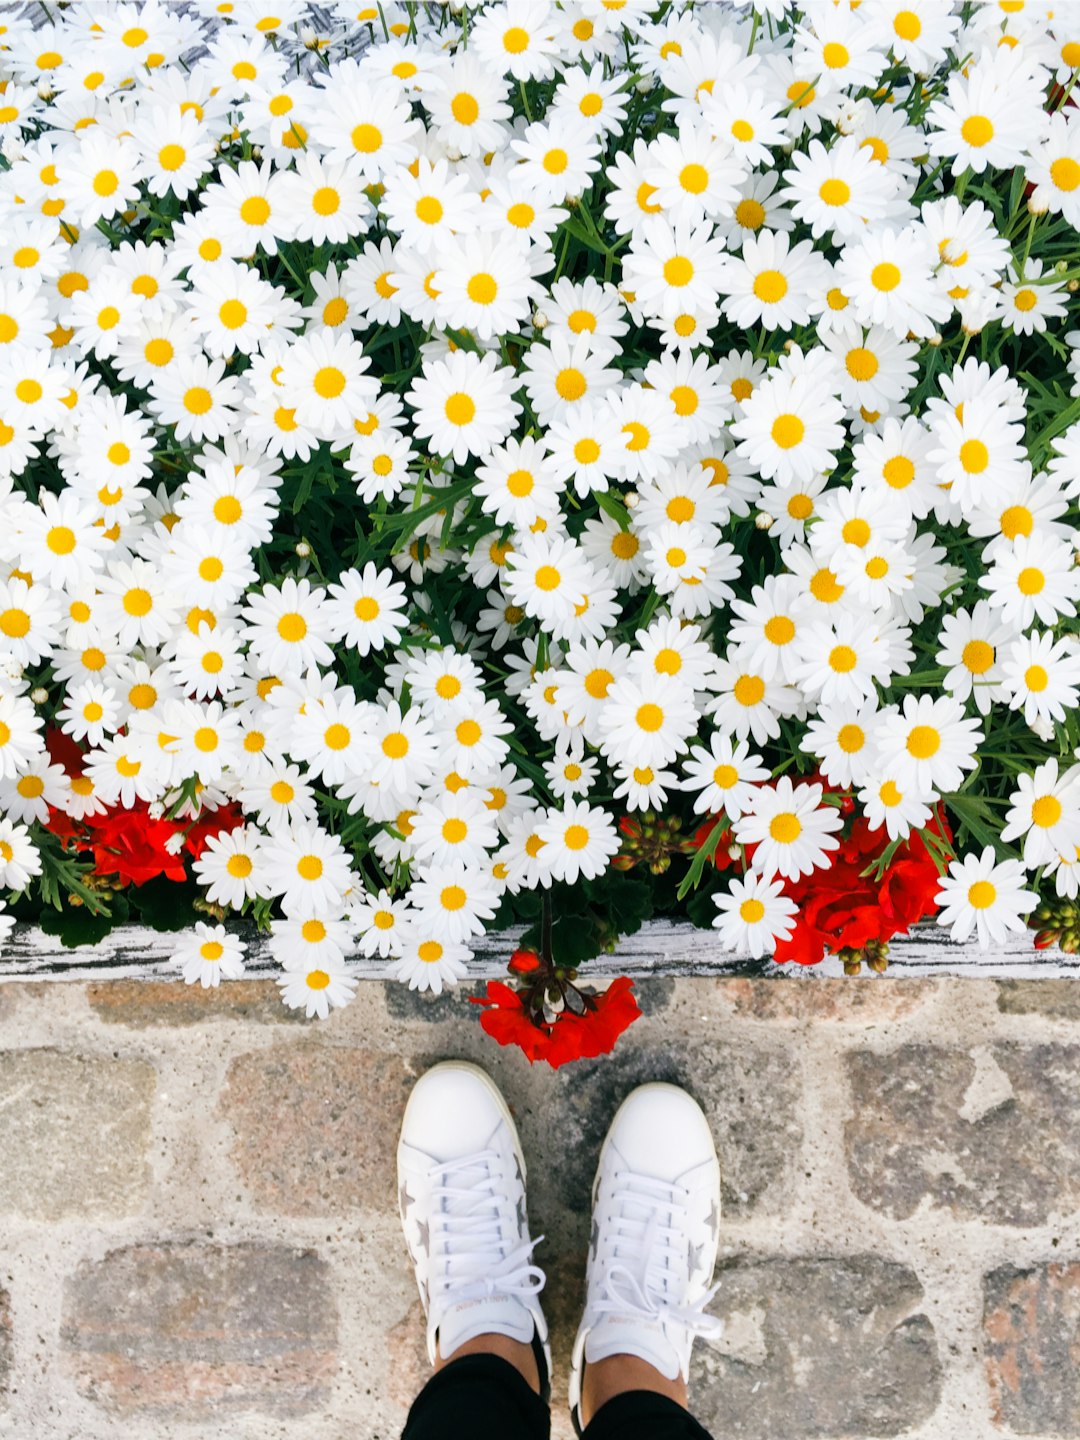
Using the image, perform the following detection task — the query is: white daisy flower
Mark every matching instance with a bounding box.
[680,733,771,820]
[707,649,801,747]
[535,799,620,884]
[192,824,268,911]
[407,349,523,465]
[0,817,42,892]
[712,872,799,959]
[803,702,880,790]
[277,955,359,1018]
[1001,761,1080,870]
[407,862,502,945]
[934,848,1039,950]
[0,690,44,779]
[858,769,935,842]
[730,364,847,484]
[260,822,355,919]
[391,929,472,995]
[268,914,354,974]
[733,778,844,882]
[871,695,983,796]
[980,532,1080,631]
[171,923,247,989]
[352,887,413,958]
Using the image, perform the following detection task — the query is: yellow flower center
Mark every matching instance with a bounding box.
[733,675,765,707]
[961,115,994,147]
[771,414,804,449]
[753,269,788,304]
[819,178,851,206]
[769,812,801,843]
[1032,795,1062,828]
[445,392,476,425]
[906,725,940,759]
[846,347,879,381]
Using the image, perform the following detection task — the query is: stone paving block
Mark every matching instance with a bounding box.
[984,1262,1080,1433]
[221,1043,412,1214]
[0,1049,155,1220]
[0,1287,11,1405]
[60,1242,337,1418]
[695,1256,942,1438]
[87,978,305,1026]
[717,976,937,1023]
[845,1043,1080,1225]
[996,980,1080,1020]
[551,1036,803,1220]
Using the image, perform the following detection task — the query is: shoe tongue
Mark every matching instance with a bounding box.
[438,1294,535,1359]
[584,1313,681,1381]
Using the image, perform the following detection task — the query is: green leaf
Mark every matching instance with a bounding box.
[128,876,201,931]
[561,215,609,256]
[676,815,727,901]
[549,910,603,968]
[594,489,632,530]
[39,894,125,949]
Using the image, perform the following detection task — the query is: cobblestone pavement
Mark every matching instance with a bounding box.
[2,975,1080,1438]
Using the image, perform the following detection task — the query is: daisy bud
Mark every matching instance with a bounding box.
[927,332,944,347]
[147,802,165,819]
[29,687,48,704]
[755,512,774,531]
[250,146,262,161]
[636,76,654,94]
[1028,193,1050,216]
[728,843,743,861]
[296,541,312,558]
[1056,260,1070,274]
[1069,281,1079,293]
[532,309,550,329]
[624,490,639,508]
[300,24,319,46]
[164,832,185,855]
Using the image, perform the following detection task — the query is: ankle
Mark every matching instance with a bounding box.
[435,1331,541,1394]
[580,1353,688,1426]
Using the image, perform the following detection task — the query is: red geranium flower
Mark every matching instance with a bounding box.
[82,803,189,887]
[772,810,952,965]
[471,976,642,1068]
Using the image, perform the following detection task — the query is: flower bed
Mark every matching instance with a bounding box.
[0,0,1078,1066]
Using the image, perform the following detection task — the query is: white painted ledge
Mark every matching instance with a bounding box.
[0,920,1073,983]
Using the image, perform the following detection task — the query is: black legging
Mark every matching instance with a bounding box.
[402,1353,715,1440]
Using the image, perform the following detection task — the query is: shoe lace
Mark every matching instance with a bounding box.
[426,1149,546,1308]
[593,1171,723,1341]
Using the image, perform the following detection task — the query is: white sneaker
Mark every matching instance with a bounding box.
[568,1083,723,1430]
[397,1060,551,1391]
